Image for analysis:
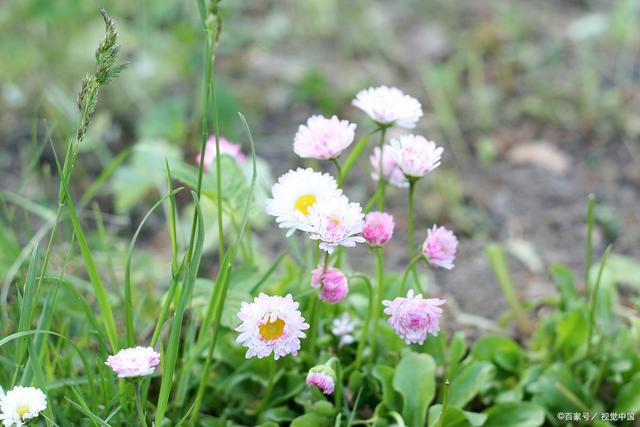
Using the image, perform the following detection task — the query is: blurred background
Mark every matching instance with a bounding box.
[1,0,639,325]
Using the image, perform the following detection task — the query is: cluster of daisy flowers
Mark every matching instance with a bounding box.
[231,85,460,395]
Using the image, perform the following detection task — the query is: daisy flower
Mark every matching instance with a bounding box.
[331,312,357,347]
[302,194,365,253]
[370,145,409,188]
[383,290,445,345]
[311,266,349,304]
[306,365,336,395]
[106,346,160,378]
[352,86,423,129]
[422,225,458,270]
[266,168,341,236]
[235,293,309,360]
[0,386,47,427]
[293,115,356,160]
[196,135,246,170]
[389,134,443,178]
[362,211,395,247]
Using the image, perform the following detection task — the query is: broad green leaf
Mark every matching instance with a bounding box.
[553,307,588,358]
[259,406,297,424]
[290,412,332,427]
[449,331,467,365]
[483,402,545,427]
[372,364,401,413]
[429,404,487,427]
[605,254,640,290]
[393,351,436,427]
[448,361,495,408]
[471,335,525,374]
[428,405,470,427]
[614,374,640,412]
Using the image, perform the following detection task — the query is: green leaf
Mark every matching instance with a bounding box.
[428,406,470,427]
[429,404,485,427]
[554,307,588,358]
[372,365,401,413]
[448,361,495,408]
[290,412,332,427]
[483,402,545,427]
[605,254,640,290]
[550,264,579,310]
[527,363,593,414]
[393,351,436,427]
[614,374,640,412]
[471,335,525,374]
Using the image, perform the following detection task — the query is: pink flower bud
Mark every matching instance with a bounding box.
[311,266,349,304]
[306,369,335,395]
[422,225,458,270]
[362,211,395,247]
[196,136,246,170]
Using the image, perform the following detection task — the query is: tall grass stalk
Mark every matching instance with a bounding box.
[189,113,257,423]
[584,194,596,285]
[586,246,611,358]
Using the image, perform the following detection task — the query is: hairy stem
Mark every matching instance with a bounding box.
[371,248,385,361]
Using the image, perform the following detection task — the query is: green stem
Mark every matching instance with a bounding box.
[436,379,450,427]
[586,246,611,358]
[376,127,387,211]
[338,128,378,186]
[256,357,278,414]
[584,194,596,285]
[135,380,148,427]
[330,158,342,178]
[307,294,320,363]
[328,357,343,414]
[399,255,424,294]
[371,248,385,361]
[212,69,225,261]
[351,275,373,370]
[407,179,420,288]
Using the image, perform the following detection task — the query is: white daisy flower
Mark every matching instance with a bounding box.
[301,194,365,254]
[105,346,160,378]
[389,134,443,178]
[266,168,342,236]
[235,293,310,360]
[352,86,423,129]
[293,115,356,160]
[331,312,358,348]
[0,386,47,427]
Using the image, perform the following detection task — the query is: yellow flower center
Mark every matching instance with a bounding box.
[17,405,29,419]
[294,194,316,216]
[259,317,285,341]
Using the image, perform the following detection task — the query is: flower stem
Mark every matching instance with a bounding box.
[376,127,388,211]
[351,275,373,370]
[328,357,343,414]
[135,380,148,427]
[256,356,278,414]
[331,157,342,178]
[307,294,320,363]
[338,128,378,186]
[371,248,385,361]
[436,379,450,427]
[407,179,420,288]
[399,255,424,294]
